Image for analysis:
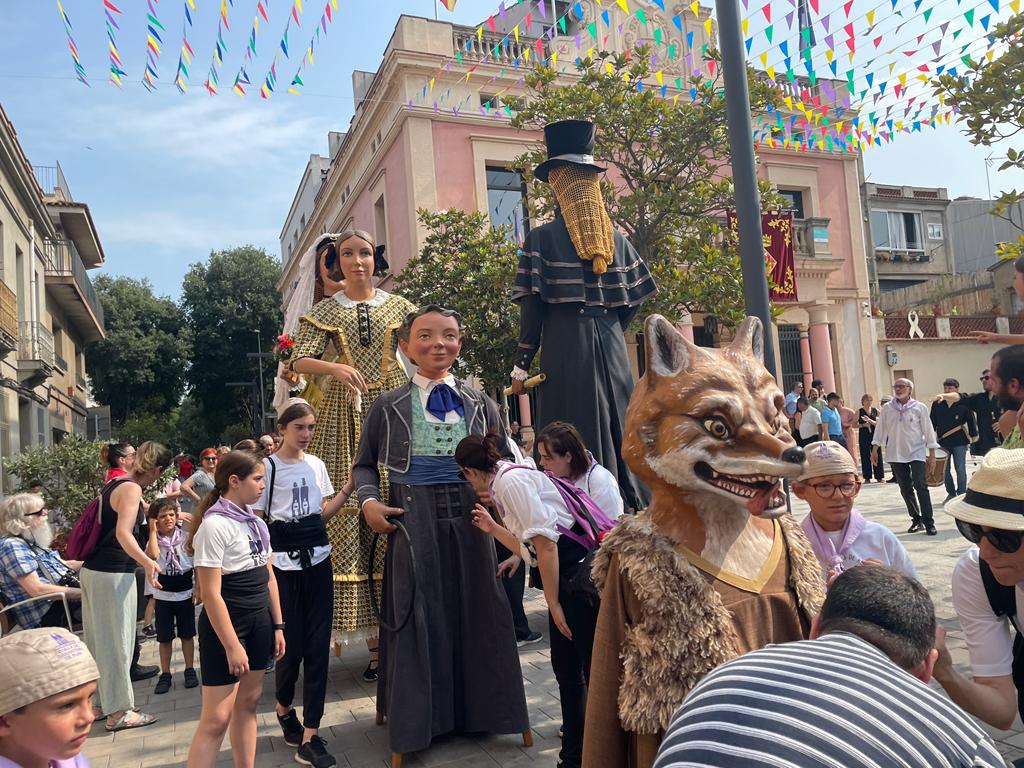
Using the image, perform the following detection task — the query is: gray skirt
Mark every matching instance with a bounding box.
[377,481,529,754]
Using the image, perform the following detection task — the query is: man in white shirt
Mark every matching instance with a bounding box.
[871,378,939,535]
[936,448,1024,732]
[796,396,826,446]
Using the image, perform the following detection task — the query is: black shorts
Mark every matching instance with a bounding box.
[155,597,196,643]
[197,606,273,687]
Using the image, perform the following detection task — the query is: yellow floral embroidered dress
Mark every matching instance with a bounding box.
[290,289,415,642]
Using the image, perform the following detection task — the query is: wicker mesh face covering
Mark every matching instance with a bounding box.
[548,165,615,275]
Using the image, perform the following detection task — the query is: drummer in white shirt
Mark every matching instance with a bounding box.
[535,421,624,521]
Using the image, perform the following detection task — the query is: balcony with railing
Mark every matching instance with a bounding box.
[32,162,72,201]
[453,25,543,65]
[793,217,833,260]
[17,321,55,388]
[42,237,105,343]
[0,281,17,356]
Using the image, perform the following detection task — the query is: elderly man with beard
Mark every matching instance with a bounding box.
[872,378,939,535]
[0,493,82,629]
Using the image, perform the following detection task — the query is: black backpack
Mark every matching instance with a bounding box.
[979,557,1024,718]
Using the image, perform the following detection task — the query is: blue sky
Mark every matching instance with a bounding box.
[1,0,1021,299]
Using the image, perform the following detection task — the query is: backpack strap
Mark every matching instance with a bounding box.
[980,556,1023,635]
[265,456,277,518]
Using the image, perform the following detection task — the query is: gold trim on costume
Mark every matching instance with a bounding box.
[676,519,783,594]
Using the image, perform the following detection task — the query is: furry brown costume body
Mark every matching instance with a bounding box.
[581,315,826,768]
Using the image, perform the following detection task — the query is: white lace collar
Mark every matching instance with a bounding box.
[332,288,391,308]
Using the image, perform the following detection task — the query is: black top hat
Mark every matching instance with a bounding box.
[534,119,606,182]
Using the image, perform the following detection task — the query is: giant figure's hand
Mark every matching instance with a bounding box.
[363,500,403,534]
[509,378,526,397]
[331,363,368,394]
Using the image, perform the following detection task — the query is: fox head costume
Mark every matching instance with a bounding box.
[624,314,806,576]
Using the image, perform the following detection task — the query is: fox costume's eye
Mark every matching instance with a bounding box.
[702,417,732,440]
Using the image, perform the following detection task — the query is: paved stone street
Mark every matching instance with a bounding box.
[84,462,1024,767]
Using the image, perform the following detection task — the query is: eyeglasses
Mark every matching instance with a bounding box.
[956,519,1024,554]
[203,456,217,462]
[806,481,860,499]
[24,508,47,518]
[893,384,910,390]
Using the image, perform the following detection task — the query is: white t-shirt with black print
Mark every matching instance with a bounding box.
[152,531,194,602]
[192,514,270,575]
[255,454,334,571]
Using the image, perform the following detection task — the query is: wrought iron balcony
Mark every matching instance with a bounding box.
[17,321,55,388]
[42,237,105,343]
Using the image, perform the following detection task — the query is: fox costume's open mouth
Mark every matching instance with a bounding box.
[694,462,787,515]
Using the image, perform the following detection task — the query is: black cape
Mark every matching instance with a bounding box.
[512,217,657,510]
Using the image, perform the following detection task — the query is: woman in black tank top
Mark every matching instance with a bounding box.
[81,441,171,733]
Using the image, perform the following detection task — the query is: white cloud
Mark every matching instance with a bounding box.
[70,95,333,170]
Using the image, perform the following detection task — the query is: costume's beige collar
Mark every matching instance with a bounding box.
[676,519,783,594]
[332,288,390,308]
[412,373,456,392]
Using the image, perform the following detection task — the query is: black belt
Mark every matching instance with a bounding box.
[269,515,329,569]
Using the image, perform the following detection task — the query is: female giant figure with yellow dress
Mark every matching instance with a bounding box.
[287,229,414,679]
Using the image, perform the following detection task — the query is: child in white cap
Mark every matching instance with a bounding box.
[795,440,918,584]
[0,628,99,768]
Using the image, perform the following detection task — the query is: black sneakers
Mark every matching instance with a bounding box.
[277,709,304,747]
[295,735,336,768]
[907,521,925,534]
[154,672,172,695]
[926,525,938,536]
[183,667,199,688]
[517,631,543,648]
[130,664,159,682]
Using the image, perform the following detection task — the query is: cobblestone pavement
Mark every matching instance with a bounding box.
[83,460,1024,767]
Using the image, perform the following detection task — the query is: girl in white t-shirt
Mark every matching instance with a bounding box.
[795,440,918,584]
[536,421,624,520]
[252,400,350,763]
[186,450,285,768]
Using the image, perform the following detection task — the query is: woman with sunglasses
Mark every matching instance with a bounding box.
[794,441,917,585]
[183,448,219,506]
[935,448,1024,731]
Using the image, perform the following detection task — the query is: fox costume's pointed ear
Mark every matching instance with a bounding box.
[644,314,700,379]
[730,316,764,363]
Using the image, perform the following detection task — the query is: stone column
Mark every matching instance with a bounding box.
[809,305,837,394]
[675,310,695,343]
[799,327,813,392]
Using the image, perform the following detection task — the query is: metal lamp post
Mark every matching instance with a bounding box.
[714,0,778,376]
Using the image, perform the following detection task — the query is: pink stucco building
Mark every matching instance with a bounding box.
[278,5,881,403]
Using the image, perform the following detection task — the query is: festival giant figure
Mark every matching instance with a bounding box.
[287,229,415,668]
[509,120,657,510]
[582,315,826,768]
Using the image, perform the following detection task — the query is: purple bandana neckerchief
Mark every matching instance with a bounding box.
[157,526,187,573]
[891,397,918,419]
[206,497,270,554]
[801,507,867,578]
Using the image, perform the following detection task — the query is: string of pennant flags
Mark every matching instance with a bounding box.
[53,0,336,97]
[47,0,1019,156]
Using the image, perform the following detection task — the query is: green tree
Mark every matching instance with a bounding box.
[180,246,283,444]
[5,435,105,537]
[507,47,783,327]
[395,209,523,394]
[86,275,189,424]
[934,13,1024,261]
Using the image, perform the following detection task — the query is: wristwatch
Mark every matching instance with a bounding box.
[273,623,286,631]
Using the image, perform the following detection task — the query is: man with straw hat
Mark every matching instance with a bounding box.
[937,448,1024,732]
[509,119,657,511]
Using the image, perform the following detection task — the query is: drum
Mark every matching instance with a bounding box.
[926,448,949,487]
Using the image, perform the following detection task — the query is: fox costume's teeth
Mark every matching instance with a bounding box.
[694,462,786,513]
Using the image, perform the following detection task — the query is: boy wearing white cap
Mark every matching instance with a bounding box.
[0,628,99,768]
[937,448,1024,730]
[795,441,918,584]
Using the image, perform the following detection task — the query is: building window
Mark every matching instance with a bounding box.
[374,194,387,255]
[777,189,806,219]
[486,166,529,243]
[870,209,923,252]
[927,222,944,240]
